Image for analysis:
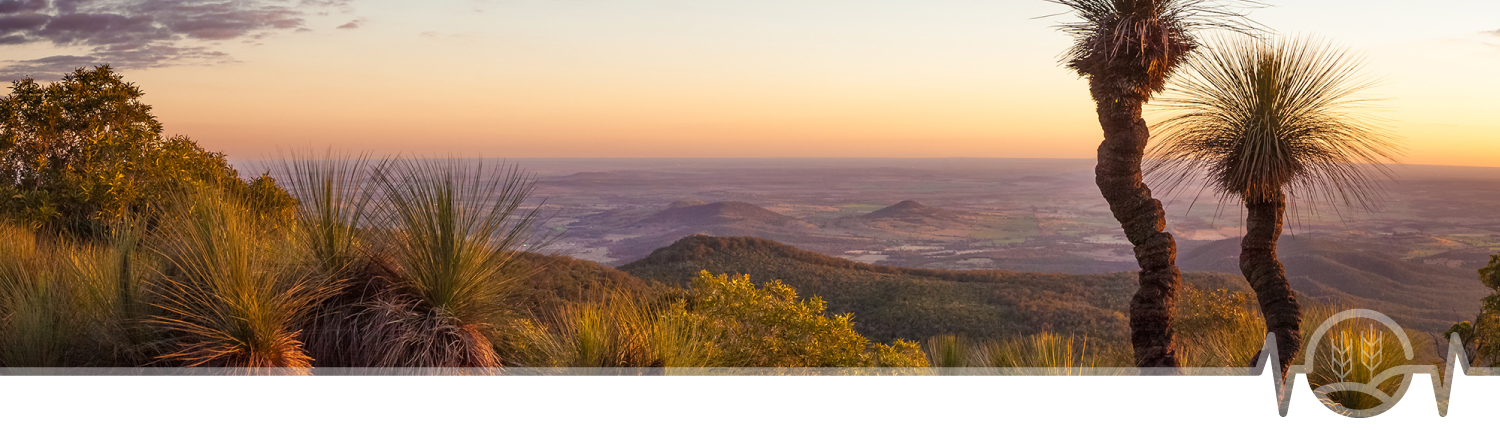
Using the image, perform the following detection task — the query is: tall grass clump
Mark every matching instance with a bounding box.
[147,188,335,370]
[348,158,548,367]
[921,332,1128,374]
[977,333,1130,374]
[1170,287,1435,411]
[276,151,379,276]
[0,222,156,367]
[924,334,972,368]
[59,220,158,366]
[511,294,717,368]
[0,224,75,367]
[274,152,387,366]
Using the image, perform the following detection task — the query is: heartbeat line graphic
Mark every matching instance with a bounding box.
[1257,309,1473,418]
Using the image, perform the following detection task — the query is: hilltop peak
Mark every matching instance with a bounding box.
[889,200,927,210]
[864,200,949,219]
[668,199,708,209]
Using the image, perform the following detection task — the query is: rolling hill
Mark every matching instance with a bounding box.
[599,201,843,263]
[862,200,970,222]
[1176,236,1487,333]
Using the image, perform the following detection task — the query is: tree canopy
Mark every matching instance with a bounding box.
[0,65,293,237]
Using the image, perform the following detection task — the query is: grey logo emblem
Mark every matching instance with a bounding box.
[1270,309,1461,418]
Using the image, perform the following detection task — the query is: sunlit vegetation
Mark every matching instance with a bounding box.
[0,64,943,369]
[0,65,295,239]
[1448,255,1500,368]
[0,63,1456,383]
[922,332,1131,374]
[510,272,928,368]
[620,234,1248,345]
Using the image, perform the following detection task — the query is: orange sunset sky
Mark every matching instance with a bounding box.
[3,1,1498,166]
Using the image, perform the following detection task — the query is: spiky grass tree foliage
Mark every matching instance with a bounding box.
[273,152,383,365]
[924,334,972,368]
[1146,36,1399,375]
[276,151,379,276]
[148,189,335,371]
[1049,0,1259,367]
[352,158,547,367]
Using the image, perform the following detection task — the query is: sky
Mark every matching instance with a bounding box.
[2,0,1498,166]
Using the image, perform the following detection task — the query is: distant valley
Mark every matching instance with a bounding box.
[504,158,1500,332]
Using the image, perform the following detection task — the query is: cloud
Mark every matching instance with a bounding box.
[0,44,231,80]
[0,0,350,79]
[1486,28,1500,37]
[0,13,48,42]
[336,17,363,29]
[0,0,46,14]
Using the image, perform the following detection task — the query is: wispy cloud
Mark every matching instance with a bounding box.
[0,0,351,80]
[336,17,363,29]
[1485,28,1500,37]
[0,44,232,81]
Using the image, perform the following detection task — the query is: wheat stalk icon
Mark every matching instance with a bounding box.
[1360,327,1384,374]
[1330,330,1354,382]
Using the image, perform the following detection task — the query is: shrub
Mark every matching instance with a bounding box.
[872,340,929,368]
[678,272,926,368]
[1449,254,1500,367]
[0,65,295,238]
[1173,286,1266,367]
[681,272,869,367]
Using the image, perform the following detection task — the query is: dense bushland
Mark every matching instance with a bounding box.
[0,66,295,238]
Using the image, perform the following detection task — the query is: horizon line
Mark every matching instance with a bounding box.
[225,156,1500,170]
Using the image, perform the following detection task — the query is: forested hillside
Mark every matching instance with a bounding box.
[620,235,1251,343]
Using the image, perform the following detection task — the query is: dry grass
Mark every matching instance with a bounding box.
[922,332,1130,374]
[0,222,159,367]
[0,224,75,367]
[510,294,717,368]
[146,188,335,370]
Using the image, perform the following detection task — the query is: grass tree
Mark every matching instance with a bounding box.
[148,188,336,371]
[1146,36,1399,374]
[273,151,383,365]
[354,158,550,367]
[1048,0,1259,367]
[275,150,379,277]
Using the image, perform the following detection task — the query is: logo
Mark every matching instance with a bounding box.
[1272,309,1463,418]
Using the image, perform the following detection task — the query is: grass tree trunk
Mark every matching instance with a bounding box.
[1089,80,1183,368]
[1241,189,1302,376]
